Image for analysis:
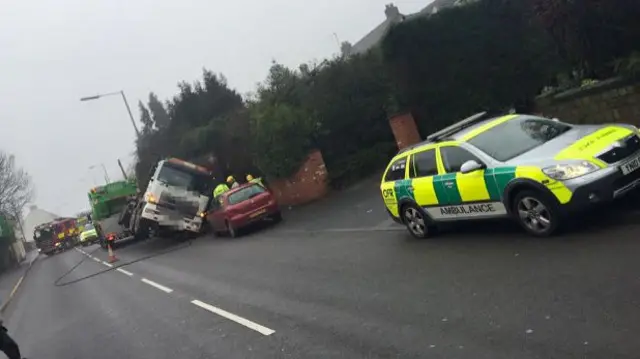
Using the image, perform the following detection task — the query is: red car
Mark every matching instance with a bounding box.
[206,183,282,237]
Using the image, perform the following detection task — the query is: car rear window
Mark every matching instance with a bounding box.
[227,185,267,205]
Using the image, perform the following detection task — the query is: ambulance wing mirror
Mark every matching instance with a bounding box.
[460,160,485,174]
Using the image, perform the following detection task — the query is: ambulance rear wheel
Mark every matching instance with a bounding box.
[512,190,560,237]
[401,204,434,239]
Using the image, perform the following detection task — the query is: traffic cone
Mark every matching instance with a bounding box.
[107,242,118,263]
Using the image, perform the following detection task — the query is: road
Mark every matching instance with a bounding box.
[4,198,640,359]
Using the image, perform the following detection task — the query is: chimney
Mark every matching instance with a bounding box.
[340,41,353,57]
[385,3,400,20]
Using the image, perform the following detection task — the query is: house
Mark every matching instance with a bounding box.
[342,0,478,57]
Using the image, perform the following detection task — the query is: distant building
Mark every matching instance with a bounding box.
[23,205,60,243]
[342,0,478,57]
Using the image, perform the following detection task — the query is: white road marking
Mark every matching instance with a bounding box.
[141,278,173,293]
[116,268,134,276]
[92,257,101,263]
[191,299,275,336]
[102,261,113,267]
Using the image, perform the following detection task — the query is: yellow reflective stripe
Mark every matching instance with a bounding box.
[455,171,491,202]
[460,114,519,141]
[381,182,400,217]
[515,166,573,204]
[412,177,439,206]
[435,147,446,174]
[554,126,633,166]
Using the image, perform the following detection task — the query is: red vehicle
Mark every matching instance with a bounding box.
[206,183,282,237]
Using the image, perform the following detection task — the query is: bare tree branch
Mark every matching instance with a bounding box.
[0,151,34,220]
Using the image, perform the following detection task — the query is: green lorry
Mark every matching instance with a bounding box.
[88,179,138,249]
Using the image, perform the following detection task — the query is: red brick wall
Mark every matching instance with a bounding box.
[268,150,329,206]
[389,112,422,150]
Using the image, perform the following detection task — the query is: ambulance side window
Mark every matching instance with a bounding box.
[410,149,438,178]
[384,157,407,182]
[441,146,483,173]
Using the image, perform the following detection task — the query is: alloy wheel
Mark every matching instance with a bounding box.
[517,196,552,234]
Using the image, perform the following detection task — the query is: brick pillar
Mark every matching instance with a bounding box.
[389,112,422,150]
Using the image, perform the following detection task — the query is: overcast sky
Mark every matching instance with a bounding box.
[0,0,429,217]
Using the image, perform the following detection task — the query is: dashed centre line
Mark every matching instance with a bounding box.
[116,268,134,276]
[72,245,276,336]
[141,278,174,293]
[191,299,276,336]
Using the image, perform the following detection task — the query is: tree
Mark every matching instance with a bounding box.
[138,101,154,135]
[532,0,640,78]
[134,68,250,188]
[148,92,170,130]
[382,0,563,134]
[0,152,33,221]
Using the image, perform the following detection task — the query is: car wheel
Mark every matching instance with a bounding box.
[226,221,238,238]
[401,204,431,239]
[272,211,283,223]
[512,190,560,237]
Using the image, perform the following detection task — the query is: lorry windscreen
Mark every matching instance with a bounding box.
[157,163,211,196]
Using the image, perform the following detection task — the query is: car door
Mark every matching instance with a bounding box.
[408,148,446,216]
[206,197,226,231]
[437,145,508,219]
[380,156,409,218]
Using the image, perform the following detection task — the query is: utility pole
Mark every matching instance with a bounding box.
[118,159,128,180]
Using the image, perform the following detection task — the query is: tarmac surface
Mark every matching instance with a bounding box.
[4,192,640,358]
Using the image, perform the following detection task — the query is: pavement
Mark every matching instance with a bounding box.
[276,174,402,232]
[0,250,39,313]
[3,194,640,358]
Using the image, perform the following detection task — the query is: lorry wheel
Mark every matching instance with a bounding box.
[134,213,150,240]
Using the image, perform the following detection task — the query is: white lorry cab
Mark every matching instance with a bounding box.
[136,158,212,236]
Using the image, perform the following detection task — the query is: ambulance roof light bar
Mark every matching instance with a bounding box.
[426,112,490,142]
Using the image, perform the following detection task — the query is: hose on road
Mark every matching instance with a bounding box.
[54,236,195,287]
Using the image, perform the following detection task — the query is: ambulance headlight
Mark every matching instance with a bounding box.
[543,161,598,180]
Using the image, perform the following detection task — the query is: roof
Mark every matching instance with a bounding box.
[349,14,407,55]
[347,1,474,56]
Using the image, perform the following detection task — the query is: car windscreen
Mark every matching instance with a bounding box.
[84,223,94,231]
[227,185,267,205]
[156,163,211,195]
[467,116,572,162]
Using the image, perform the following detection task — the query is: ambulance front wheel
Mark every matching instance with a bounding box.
[512,190,560,237]
[401,204,436,239]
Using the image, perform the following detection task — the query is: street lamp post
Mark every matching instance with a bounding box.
[80,90,141,138]
[89,164,110,185]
